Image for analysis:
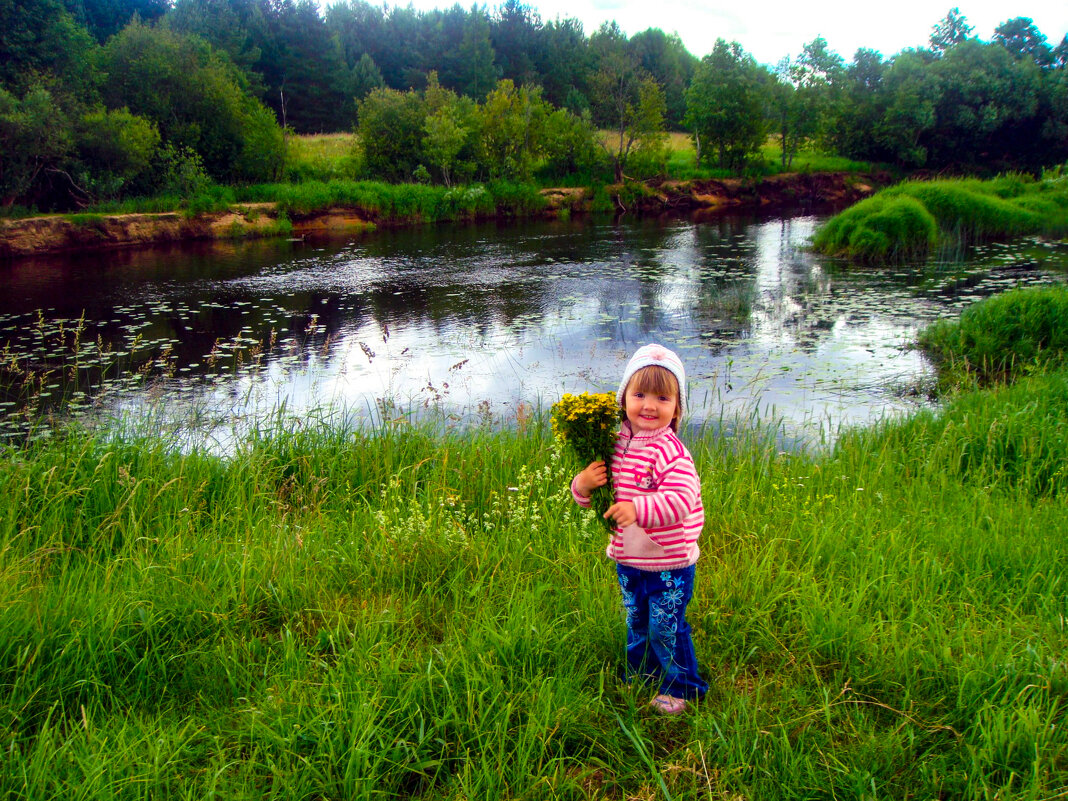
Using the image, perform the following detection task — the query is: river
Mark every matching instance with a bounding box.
[1,211,1065,449]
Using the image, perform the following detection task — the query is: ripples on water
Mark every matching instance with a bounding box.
[1,213,1065,450]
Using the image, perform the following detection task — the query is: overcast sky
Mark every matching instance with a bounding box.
[407,0,1068,66]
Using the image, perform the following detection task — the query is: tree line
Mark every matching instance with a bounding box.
[1,0,1067,212]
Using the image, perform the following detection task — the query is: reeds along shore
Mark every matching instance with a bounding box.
[2,358,1066,798]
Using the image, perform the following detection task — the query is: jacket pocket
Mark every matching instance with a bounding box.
[620,522,668,559]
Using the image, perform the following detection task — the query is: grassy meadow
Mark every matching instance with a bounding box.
[662,132,874,181]
[2,338,1067,799]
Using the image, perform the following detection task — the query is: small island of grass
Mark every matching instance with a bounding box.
[813,173,1068,263]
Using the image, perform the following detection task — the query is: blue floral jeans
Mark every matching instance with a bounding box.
[617,564,708,700]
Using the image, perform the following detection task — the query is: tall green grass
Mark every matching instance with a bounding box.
[814,175,1068,262]
[919,284,1068,386]
[1,392,1066,799]
[235,179,545,222]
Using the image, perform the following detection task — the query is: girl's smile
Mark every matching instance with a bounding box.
[624,388,678,432]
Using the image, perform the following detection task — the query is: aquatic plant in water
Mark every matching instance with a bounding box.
[550,391,619,530]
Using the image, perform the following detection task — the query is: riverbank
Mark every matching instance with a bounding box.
[0,172,886,258]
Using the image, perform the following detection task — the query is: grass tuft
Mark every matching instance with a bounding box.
[919,284,1068,386]
[814,175,1068,262]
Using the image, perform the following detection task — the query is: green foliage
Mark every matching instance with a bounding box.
[0,0,98,98]
[74,108,161,200]
[590,45,668,182]
[99,21,284,183]
[685,40,770,171]
[918,285,1068,385]
[357,87,428,183]
[422,76,480,187]
[0,86,73,206]
[478,80,550,181]
[814,176,1068,262]
[537,108,606,182]
[813,194,938,262]
[152,144,214,199]
[929,7,974,54]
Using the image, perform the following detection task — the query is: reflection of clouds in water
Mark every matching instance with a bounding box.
[18,214,1067,449]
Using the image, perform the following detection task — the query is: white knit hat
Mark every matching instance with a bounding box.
[616,343,687,421]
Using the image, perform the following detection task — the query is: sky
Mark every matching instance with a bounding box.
[408,0,1068,66]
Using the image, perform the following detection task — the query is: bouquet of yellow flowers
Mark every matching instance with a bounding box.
[551,392,620,530]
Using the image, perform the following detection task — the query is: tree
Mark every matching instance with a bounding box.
[929,7,973,55]
[684,40,768,171]
[825,48,887,161]
[540,107,602,179]
[590,27,667,181]
[256,0,351,132]
[768,61,800,168]
[928,39,1044,169]
[63,0,168,43]
[1054,35,1068,69]
[630,28,697,129]
[490,0,543,87]
[165,0,266,95]
[74,107,160,199]
[350,53,385,109]
[100,21,283,181]
[422,72,478,185]
[874,50,939,166]
[0,0,98,99]
[0,86,73,206]
[993,17,1053,68]
[539,16,590,111]
[448,10,498,101]
[478,79,549,180]
[357,87,427,181]
[774,37,844,166]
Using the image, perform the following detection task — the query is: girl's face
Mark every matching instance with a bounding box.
[623,367,679,432]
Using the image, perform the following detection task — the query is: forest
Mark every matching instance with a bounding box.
[2,0,1067,212]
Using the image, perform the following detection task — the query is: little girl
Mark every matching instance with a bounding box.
[572,343,708,715]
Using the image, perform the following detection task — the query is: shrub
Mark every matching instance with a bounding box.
[74,108,161,200]
[813,194,938,262]
[918,284,1068,385]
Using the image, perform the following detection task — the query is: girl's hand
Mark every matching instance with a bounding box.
[604,500,636,527]
[574,460,608,498]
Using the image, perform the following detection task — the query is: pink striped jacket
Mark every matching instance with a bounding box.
[572,422,703,571]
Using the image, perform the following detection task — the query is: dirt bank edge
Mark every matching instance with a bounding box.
[1,172,886,259]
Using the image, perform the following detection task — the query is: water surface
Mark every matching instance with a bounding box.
[2,213,1065,448]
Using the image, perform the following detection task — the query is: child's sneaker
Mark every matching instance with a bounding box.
[650,694,687,715]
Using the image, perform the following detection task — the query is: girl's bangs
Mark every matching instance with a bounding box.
[626,365,678,397]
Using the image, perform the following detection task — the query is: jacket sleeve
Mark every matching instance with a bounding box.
[571,475,592,508]
[629,454,700,528]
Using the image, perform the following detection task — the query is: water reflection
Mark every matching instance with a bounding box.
[1,214,1065,447]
